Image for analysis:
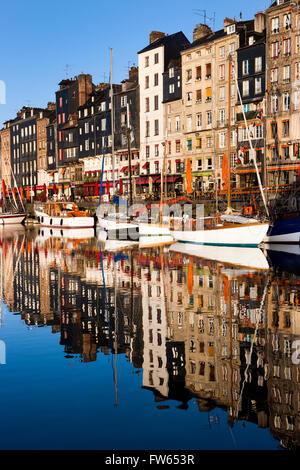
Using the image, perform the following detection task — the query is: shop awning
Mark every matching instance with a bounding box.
[121,166,128,172]
[142,162,150,169]
[60,168,66,175]
[136,177,149,185]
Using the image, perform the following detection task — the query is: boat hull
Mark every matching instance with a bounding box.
[0,213,25,225]
[264,217,300,243]
[138,223,171,236]
[170,223,269,247]
[36,211,95,229]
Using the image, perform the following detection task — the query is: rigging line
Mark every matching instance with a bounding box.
[98,86,111,207]
[6,158,25,212]
[235,279,270,418]
[231,55,269,218]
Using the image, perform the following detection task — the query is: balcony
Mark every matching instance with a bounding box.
[236,110,258,122]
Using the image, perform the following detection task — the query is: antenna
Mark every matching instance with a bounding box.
[193,9,216,31]
[65,64,69,78]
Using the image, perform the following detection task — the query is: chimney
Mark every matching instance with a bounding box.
[224,17,234,31]
[78,74,93,107]
[128,66,138,83]
[254,12,266,33]
[47,102,56,111]
[193,24,212,42]
[149,31,165,44]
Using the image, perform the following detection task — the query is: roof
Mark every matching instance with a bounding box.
[138,31,190,55]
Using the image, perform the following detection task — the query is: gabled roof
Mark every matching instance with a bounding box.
[138,31,190,55]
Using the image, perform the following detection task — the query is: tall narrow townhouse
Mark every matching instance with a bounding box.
[181,19,257,197]
[36,103,56,189]
[236,13,267,190]
[0,121,13,189]
[181,24,216,195]
[163,57,186,196]
[265,0,300,194]
[138,31,190,198]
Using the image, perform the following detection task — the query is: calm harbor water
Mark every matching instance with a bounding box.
[0,226,299,450]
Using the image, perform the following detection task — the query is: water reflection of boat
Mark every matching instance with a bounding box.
[0,225,25,239]
[170,242,269,270]
[265,244,300,273]
[96,227,138,251]
[36,226,95,241]
[138,235,174,249]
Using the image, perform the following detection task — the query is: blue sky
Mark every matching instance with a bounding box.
[0,0,272,127]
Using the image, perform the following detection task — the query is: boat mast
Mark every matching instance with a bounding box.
[127,102,133,208]
[110,49,115,195]
[159,132,167,225]
[226,57,232,214]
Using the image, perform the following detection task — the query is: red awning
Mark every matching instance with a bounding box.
[132,164,138,171]
[121,166,128,172]
[142,162,149,169]
[154,161,159,164]
[136,177,149,185]
[175,159,181,163]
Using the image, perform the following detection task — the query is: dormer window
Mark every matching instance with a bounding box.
[249,36,255,45]
[227,24,236,35]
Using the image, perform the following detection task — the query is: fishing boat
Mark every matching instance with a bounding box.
[35,201,95,229]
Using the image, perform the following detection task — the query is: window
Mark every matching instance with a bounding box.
[205,63,211,79]
[255,77,262,94]
[187,116,192,132]
[186,69,192,81]
[176,140,180,153]
[255,56,262,72]
[227,24,236,34]
[283,92,290,111]
[145,56,149,67]
[196,89,202,102]
[296,62,300,81]
[272,17,279,33]
[196,137,202,149]
[154,73,158,86]
[219,108,226,124]
[207,111,212,125]
[271,67,278,83]
[154,95,159,110]
[196,66,202,80]
[169,83,175,94]
[256,124,263,139]
[145,76,149,89]
[243,80,249,96]
[187,139,192,151]
[85,122,89,134]
[220,46,225,58]
[219,64,225,80]
[206,87,212,102]
[220,86,225,101]
[284,13,291,31]
[154,53,159,64]
[283,39,291,56]
[146,146,150,158]
[120,95,127,107]
[154,119,159,135]
[219,132,226,148]
[169,67,174,78]
[283,65,290,82]
[145,121,150,137]
[187,91,192,103]
[101,102,106,112]
[271,95,278,113]
[283,120,290,137]
[175,116,181,131]
[296,35,300,54]
[154,144,159,157]
[242,60,249,75]
[272,42,280,58]
[271,121,278,138]
[145,97,149,112]
[207,136,212,148]
[249,36,255,45]
[196,113,202,129]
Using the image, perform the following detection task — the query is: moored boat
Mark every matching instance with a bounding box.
[0,212,25,225]
[35,202,95,229]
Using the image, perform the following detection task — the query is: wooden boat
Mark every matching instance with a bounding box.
[0,180,25,225]
[35,202,95,229]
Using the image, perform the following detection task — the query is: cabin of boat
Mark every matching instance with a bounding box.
[43,202,90,218]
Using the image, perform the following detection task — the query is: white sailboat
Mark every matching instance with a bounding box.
[170,54,269,247]
[0,178,25,225]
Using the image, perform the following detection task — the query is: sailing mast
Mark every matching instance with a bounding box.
[110,49,115,196]
[159,132,167,225]
[226,57,232,214]
[127,102,133,207]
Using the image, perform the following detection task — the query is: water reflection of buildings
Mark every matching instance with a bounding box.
[2,229,300,448]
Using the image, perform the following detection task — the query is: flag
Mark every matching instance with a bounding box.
[186,158,192,193]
